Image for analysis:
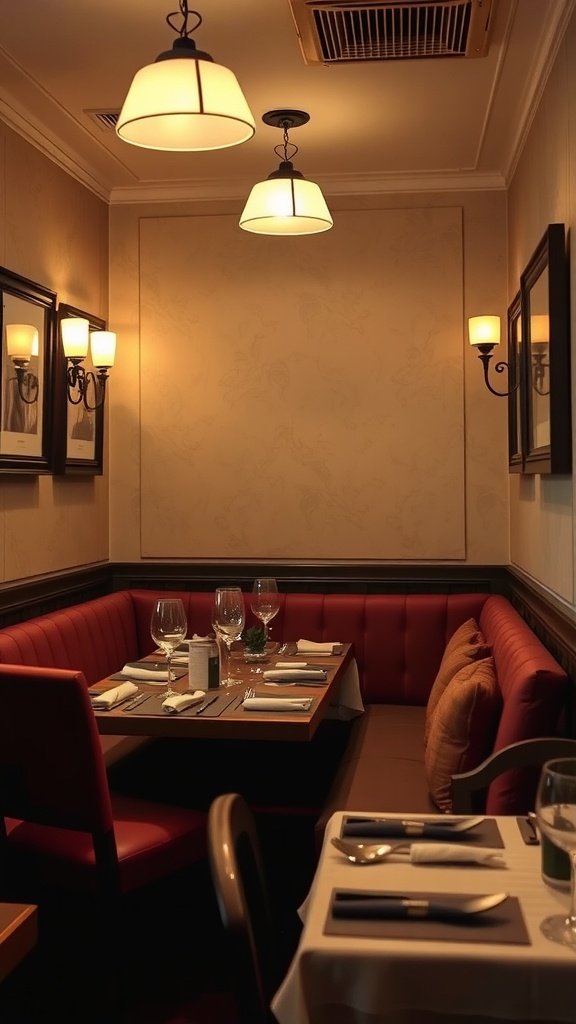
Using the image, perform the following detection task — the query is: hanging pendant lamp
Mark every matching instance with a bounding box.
[239,110,333,236]
[116,2,255,152]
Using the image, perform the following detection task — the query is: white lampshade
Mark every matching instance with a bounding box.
[239,176,333,236]
[5,324,38,361]
[61,317,89,359]
[90,331,116,368]
[531,314,549,344]
[116,50,255,152]
[468,315,500,347]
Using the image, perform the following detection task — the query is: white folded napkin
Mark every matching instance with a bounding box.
[120,664,169,681]
[242,697,313,712]
[263,669,327,682]
[276,661,309,668]
[409,843,506,867]
[91,682,138,709]
[162,690,205,714]
[296,639,340,655]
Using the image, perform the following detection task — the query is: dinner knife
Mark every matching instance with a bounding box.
[195,694,220,715]
[342,821,476,840]
[332,893,506,920]
[123,693,149,711]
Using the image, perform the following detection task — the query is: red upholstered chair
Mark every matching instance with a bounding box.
[0,664,210,1011]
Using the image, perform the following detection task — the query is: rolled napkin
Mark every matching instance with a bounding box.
[409,843,506,867]
[262,669,327,682]
[296,639,341,655]
[91,682,138,709]
[120,663,169,681]
[162,690,205,714]
[242,697,313,712]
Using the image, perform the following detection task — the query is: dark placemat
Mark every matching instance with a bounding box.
[342,817,504,849]
[126,692,240,717]
[325,889,529,945]
[517,816,539,846]
[108,666,188,682]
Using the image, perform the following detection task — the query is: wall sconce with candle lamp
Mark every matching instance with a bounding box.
[5,323,39,404]
[468,315,517,397]
[60,317,116,411]
[530,314,550,396]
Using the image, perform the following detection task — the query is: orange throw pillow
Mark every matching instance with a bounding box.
[424,656,502,813]
[424,618,490,747]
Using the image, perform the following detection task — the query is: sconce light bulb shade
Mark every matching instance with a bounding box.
[90,330,116,368]
[468,315,500,348]
[5,324,38,361]
[116,41,255,152]
[61,317,90,359]
[531,314,549,344]
[239,175,333,236]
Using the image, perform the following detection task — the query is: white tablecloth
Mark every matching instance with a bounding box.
[272,813,575,1024]
[327,659,364,720]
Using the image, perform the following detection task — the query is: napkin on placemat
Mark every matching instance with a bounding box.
[342,817,504,849]
[409,844,506,867]
[162,691,205,714]
[325,890,529,945]
[115,663,188,682]
[296,639,343,655]
[242,697,313,712]
[263,669,327,682]
[91,682,138,709]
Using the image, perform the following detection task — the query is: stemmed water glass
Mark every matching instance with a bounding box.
[250,578,280,648]
[535,757,576,950]
[212,587,245,687]
[149,598,187,698]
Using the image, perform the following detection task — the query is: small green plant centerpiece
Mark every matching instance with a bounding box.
[241,624,268,662]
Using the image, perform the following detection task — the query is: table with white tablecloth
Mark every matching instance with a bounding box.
[272,812,576,1024]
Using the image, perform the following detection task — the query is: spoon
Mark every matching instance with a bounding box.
[331,836,412,864]
[332,891,509,919]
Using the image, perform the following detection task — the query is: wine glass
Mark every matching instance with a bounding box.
[250,578,280,648]
[535,758,576,949]
[150,598,187,698]
[212,587,245,687]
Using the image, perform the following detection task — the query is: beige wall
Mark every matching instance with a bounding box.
[507,10,576,608]
[0,124,109,584]
[109,190,509,566]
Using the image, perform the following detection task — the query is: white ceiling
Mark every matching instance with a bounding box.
[0,0,572,204]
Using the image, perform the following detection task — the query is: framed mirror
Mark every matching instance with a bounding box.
[0,267,56,473]
[53,303,107,475]
[507,291,524,473]
[520,223,571,474]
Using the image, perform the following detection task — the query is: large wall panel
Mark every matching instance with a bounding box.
[139,207,466,560]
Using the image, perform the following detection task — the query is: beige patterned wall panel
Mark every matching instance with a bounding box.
[0,124,109,584]
[139,208,465,560]
[507,18,574,606]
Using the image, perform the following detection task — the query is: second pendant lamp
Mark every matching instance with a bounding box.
[239,110,333,236]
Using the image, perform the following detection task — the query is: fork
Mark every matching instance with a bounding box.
[244,687,256,699]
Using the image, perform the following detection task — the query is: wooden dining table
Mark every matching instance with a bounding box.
[91,643,362,742]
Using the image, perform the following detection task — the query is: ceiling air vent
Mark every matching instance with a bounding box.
[85,110,120,131]
[287,0,495,65]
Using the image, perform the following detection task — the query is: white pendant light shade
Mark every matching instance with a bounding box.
[240,176,333,236]
[90,331,117,369]
[117,55,255,152]
[240,109,333,237]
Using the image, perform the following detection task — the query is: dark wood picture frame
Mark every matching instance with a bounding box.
[520,223,571,475]
[0,267,56,474]
[507,290,524,473]
[53,303,106,475]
